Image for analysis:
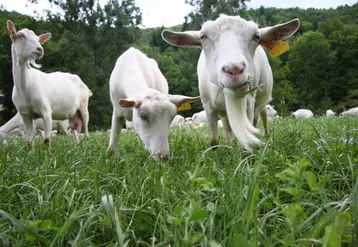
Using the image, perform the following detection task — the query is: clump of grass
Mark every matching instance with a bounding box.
[0,116,357,246]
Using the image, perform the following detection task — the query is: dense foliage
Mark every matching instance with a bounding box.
[0,0,357,129]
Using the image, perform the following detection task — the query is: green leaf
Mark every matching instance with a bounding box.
[209,240,222,247]
[323,224,340,247]
[39,219,53,230]
[322,212,352,247]
[189,208,208,222]
[230,233,248,247]
[0,210,49,244]
[206,202,215,212]
[306,171,319,191]
[280,187,299,196]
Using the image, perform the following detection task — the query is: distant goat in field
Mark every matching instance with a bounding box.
[292,109,314,118]
[7,20,92,150]
[340,107,358,117]
[326,109,336,116]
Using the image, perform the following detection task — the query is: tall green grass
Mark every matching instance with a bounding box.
[0,117,357,246]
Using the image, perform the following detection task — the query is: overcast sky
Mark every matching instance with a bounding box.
[1,0,356,28]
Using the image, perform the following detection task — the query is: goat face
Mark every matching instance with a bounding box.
[120,94,177,162]
[199,16,259,91]
[162,15,300,91]
[7,20,51,63]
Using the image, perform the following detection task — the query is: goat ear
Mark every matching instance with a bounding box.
[168,95,201,111]
[162,30,202,48]
[259,19,300,49]
[39,33,51,44]
[119,99,141,108]
[7,20,17,41]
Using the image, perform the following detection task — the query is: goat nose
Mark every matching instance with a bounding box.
[222,62,246,76]
[159,154,170,162]
[36,47,43,52]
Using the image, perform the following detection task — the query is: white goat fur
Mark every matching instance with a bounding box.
[292,109,314,118]
[326,109,335,116]
[266,105,278,121]
[340,107,358,116]
[192,111,208,125]
[170,115,185,128]
[106,47,200,162]
[7,20,92,149]
[0,113,70,144]
[162,15,300,150]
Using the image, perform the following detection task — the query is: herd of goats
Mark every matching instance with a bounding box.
[0,14,357,162]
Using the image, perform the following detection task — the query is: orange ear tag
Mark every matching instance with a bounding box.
[269,40,290,58]
[177,103,191,111]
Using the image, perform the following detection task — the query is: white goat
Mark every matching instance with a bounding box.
[292,109,314,118]
[192,111,208,126]
[340,107,358,116]
[7,20,92,150]
[106,47,200,162]
[170,115,186,128]
[0,112,71,144]
[266,105,278,121]
[326,109,335,116]
[162,14,300,150]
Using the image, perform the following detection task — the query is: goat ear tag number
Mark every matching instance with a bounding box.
[269,41,290,58]
[177,103,191,111]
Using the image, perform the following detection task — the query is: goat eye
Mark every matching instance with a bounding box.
[17,34,26,39]
[140,113,148,120]
[253,32,260,42]
[200,34,207,40]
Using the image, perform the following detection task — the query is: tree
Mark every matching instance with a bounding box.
[288,31,336,113]
[184,0,249,29]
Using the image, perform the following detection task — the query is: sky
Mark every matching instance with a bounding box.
[1,0,356,28]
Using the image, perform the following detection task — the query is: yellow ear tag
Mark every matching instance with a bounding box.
[269,41,290,58]
[177,103,191,111]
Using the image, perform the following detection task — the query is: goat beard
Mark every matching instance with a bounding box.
[28,58,42,69]
[223,88,262,151]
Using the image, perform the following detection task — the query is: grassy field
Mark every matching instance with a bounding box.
[0,117,357,247]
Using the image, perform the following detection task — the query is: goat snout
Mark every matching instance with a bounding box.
[159,154,170,162]
[153,153,170,163]
[222,62,246,77]
[33,47,44,56]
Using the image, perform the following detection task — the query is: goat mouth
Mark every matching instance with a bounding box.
[31,52,42,57]
[234,82,248,92]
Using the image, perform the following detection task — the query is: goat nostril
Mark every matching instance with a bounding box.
[159,154,170,162]
[222,67,233,75]
[36,47,42,52]
[222,64,245,76]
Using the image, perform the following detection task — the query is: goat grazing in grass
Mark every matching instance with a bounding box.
[292,109,314,118]
[7,20,92,150]
[107,47,200,162]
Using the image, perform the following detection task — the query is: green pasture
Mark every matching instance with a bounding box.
[0,117,357,247]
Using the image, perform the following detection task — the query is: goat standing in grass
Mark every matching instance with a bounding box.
[162,15,300,150]
[7,20,92,150]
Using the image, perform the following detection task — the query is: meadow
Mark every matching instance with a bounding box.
[0,116,357,247]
